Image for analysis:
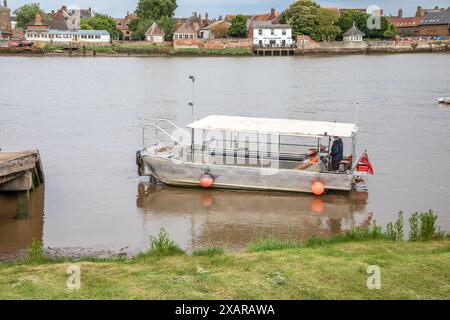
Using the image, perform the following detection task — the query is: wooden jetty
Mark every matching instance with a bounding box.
[0,150,44,191]
[253,47,296,56]
[0,150,45,218]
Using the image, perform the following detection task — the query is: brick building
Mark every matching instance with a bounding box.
[388,10,421,37]
[115,12,136,40]
[0,0,12,39]
[416,6,446,17]
[419,8,450,37]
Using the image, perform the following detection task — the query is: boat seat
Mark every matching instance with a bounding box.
[339,160,351,172]
[209,149,305,162]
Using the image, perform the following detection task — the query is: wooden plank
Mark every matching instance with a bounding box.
[0,150,44,191]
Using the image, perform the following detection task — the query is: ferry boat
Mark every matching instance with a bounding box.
[136,116,373,195]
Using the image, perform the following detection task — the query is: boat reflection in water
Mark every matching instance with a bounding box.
[136,183,372,251]
[0,186,45,259]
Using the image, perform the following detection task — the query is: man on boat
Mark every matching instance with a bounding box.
[331,136,344,171]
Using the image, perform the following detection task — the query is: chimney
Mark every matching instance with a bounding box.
[35,14,42,26]
[398,8,403,18]
[416,6,423,17]
[205,12,209,21]
[271,8,276,16]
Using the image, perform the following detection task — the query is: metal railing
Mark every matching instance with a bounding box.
[142,119,192,153]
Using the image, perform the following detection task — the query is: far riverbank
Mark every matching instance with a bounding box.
[1,41,449,57]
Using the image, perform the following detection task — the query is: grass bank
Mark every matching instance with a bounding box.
[43,43,172,56]
[42,44,254,57]
[0,211,448,299]
[0,240,449,299]
[169,48,254,56]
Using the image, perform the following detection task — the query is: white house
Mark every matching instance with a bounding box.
[252,21,293,47]
[145,22,165,43]
[26,29,111,43]
[343,22,365,42]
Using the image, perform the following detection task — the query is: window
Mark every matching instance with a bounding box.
[184,34,189,39]
[282,29,286,36]
[258,29,262,36]
[189,34,193,39]
[271,29,275,36]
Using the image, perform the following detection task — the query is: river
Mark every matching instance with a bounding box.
[0,53,449,256]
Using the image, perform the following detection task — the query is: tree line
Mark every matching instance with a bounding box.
[12,0,395,42]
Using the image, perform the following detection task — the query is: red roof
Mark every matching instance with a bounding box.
[388,17,421,28]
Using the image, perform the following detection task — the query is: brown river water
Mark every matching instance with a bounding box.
[0,54,449,257]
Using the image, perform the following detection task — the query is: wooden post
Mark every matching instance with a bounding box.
[16,191,29,220]
[83,44,86,56]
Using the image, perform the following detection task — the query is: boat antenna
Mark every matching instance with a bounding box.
[188,75,195,122]
[354,101,359,126]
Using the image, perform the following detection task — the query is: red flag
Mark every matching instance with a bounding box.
[357,151,374,175]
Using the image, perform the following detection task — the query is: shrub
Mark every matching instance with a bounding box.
[304,235,324,247]
[28,239,44,262]
[419,210,443,240]
[409,212,420,241]
[145,228,184,256]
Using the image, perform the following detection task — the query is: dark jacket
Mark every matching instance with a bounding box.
[331,138,344,163]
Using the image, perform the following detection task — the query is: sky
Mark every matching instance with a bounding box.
[6,0,450,18]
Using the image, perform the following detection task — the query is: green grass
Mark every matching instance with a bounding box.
[192,247,225,257]
[42,44,254,56]
[169,48,254,56]
[0,240,448,299]
[0,212,448,299]
[43,43,172,55]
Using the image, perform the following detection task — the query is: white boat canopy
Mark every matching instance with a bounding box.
[187,115,358,138]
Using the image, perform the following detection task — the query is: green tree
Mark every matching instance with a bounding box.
[136,0,177,21]
[383,23,396,39]
[337,11,368,39]
[157,16,176,41]
[280,0,340,41]
[228,15,247,38]
[129,18,153,40]
[13,3,43,29]
[337,11,395,40]
[313,9,341,41]
[81,13,122,40]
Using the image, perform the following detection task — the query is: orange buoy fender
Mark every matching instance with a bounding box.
[310,198,324,214]
[200,174,214,189]
[311,181,325,196]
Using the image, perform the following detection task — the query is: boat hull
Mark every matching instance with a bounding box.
[142,155,354,194]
